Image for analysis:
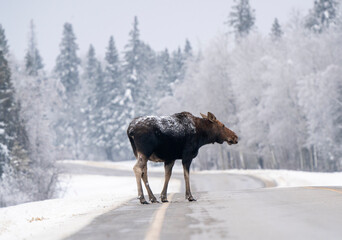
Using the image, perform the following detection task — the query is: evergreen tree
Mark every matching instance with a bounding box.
[99,36,129,160]
[305,0,339,33]
[123,16,155,117]
[170,47,184,83]
[54,23,81,158]
[183,39,193,60]
[25,20,44,76]
[157,49,173,96]
[82,45,102,149]
[105,36,120,83]
[0,24,9,56]
[0,51,28,177]
[228,0,256,39]
[55,23,81,94]
[270,18,283,40]
[123,16,141,118]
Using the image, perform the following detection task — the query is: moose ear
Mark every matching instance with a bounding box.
[200,113,207,119]
[207,112,216,122]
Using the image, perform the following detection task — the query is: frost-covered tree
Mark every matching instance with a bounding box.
[270,18,283,40]
[170,47,184,83]
[25,20,44,76]
[81,45,103,156]
[100,36,132,159]
[0,50,14,175]
[122,16,142,118]
[105,36,120,82]
[123,16,156,117]
[306,0,339,33]
[0,50,47,206]
[0,50,28,175]
[228,0,256,39]
[55,23,81,94]
[156,49,173,96]
[0,24,9,56]
[54,23,81,158]
[183,39,193,60]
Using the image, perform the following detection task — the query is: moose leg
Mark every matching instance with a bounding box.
[182,160,196,201]
[142,165,158,203]
[160,161,175,202]
[133,153,149,204]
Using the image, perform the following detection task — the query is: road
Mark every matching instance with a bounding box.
[60,162,342,240]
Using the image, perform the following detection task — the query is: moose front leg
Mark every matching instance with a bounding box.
[160,160,175,202]
[133,153,149,204]
[182,159,196,202]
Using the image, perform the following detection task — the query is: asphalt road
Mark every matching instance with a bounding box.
[60,162,342,240]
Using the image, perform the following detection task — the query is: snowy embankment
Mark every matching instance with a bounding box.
[0,160,181,240]
[1,160,342,240]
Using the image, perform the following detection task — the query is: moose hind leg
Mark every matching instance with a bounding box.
[133,153,149,204]
[142,165,158,203]
[160,161,175,202]
[182,160,196,202]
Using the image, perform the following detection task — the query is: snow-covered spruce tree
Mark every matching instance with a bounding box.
[170,47,184,84]
[123,16,156,117]
[0,50,14,176]
[54,23,81,159]
[156,49,173,97]
[227,0,256,39]
[100,36,131,160]
[270,18,283,40]
[0,24,9,56]
[183,39,193,60]
[0,50,33,206]
[25,20,44,76]
[305,0,339,33]
[81,45,104,159]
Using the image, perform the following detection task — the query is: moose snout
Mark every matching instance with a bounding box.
[227,136,238,145]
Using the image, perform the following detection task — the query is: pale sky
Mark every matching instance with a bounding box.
[0,0,313,70]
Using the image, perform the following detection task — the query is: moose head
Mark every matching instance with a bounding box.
[200,112,238,145]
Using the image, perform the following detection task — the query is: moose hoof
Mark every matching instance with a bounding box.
[160,194,168,203]
[187,196,197,202]
[150,197,159,203]
[138,196,149,204]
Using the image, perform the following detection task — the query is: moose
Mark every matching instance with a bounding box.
[127,112,238,204]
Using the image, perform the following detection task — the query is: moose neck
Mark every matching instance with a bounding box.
[194,117,219,147]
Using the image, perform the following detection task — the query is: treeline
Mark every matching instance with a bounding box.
[0,17,192,206]
[161,0,342,172]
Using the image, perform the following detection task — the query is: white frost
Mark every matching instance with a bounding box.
[133,114,196,136]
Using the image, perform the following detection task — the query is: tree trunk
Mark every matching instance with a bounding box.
[105,147,114,161]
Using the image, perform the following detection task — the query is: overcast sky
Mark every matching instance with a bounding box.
[0,0,313,70]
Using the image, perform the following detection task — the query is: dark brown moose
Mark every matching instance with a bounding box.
[127,111,238,204]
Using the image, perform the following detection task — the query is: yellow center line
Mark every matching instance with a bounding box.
[304,186,342,194]
[145,193,175,240]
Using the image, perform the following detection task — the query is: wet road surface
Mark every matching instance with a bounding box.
[61,162,342,240]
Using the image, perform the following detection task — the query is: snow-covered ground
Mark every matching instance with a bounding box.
[1,160,342,240]
[0,160,181,240]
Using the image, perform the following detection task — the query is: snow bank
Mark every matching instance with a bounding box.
[0,161,181,240]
